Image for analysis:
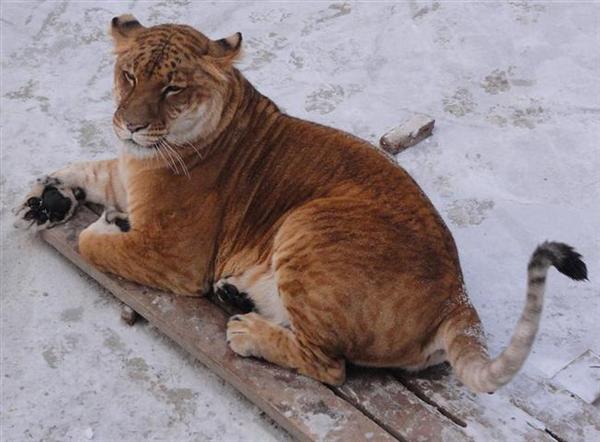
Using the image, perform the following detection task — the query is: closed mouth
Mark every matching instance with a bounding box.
[124,138,162,149]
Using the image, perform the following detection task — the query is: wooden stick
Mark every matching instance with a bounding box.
[380,114,435,154]
[121,304,139,326]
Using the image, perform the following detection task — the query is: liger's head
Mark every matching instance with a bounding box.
[110,15,242,158]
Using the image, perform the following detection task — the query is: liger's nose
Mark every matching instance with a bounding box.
[126,122,150,133]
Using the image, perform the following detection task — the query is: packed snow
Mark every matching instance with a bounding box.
[2,2,599,440]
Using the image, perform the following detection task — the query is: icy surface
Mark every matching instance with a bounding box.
[2,1,599,440]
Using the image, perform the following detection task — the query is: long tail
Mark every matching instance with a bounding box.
[443,241,587,393]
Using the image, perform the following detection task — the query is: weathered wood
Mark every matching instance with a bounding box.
[552,349,600,405]
[379,114,435,154]
[41,207,599,442]
[335,367,470,441]
[396,364,600,442]
[120,304,139,326]
[508,372,600,442]
[41,207,396,442]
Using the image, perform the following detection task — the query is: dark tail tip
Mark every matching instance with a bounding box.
[542,242,588,281]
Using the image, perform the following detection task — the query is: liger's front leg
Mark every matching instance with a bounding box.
[79,212,155,289]
[14,159,126,229]
[78,213,200,296]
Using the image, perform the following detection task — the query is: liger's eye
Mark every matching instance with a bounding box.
[163,85,185,96]
[123,71,135,85]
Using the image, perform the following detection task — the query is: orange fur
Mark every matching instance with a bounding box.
[18,16,587,393]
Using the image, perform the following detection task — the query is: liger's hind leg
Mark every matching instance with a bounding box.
[226,312,346,385]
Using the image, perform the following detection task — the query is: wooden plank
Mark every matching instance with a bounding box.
[41,207,396,442]
[552,349,600,404]
[335,367,470,441]
[507,372,600,442]
[396,362,600,442]
[395,366,556,441]
[43,207,598,442]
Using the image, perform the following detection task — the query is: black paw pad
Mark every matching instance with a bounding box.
[42,187,72,221]
[73,187,86,201]
[24,186,72,225]
[27,197,42,208]
[114,217,130,232]
[216,283,255,313]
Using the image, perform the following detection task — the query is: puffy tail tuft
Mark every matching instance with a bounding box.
[444,241,587,393]
[534,241,588,281]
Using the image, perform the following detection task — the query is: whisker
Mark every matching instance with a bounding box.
[164,141,182,176]
[159,140,180,175]
[187,141,203,160]
[175,148,191,178]
[150,145,162,168]
[155,143,174,173]
[164,139,190,178]
[173,135,204,165]
[159,139,179,174]
[166,141,188,177]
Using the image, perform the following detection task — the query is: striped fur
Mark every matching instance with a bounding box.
[443,242,587,392]
[15,16,589,392]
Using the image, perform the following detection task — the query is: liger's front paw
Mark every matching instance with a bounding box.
[83,209,130,235]
[104,209,130,232]
[13,176,84,230]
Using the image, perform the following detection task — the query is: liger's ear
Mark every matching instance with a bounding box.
[110,14,145,53]
[207,32,243,63]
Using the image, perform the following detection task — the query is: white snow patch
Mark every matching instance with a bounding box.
[84,427,94,439]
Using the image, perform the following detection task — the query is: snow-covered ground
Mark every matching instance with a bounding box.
[2,1,599,440]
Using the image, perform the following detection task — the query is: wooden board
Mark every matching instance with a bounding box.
[508,373,600,441]
[396,366,555,441]
[337,367,471,441]
[396,362,600,442]
[41,207,395,442]
[552,350,600,404]
[40,206,600,441]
